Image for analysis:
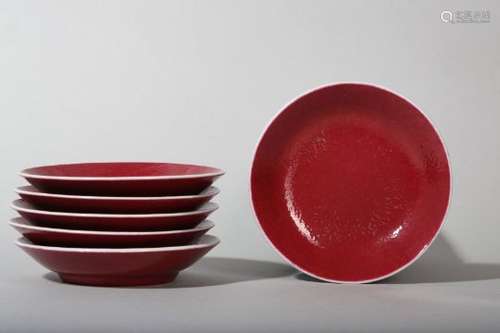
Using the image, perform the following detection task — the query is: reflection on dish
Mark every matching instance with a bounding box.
[390,225,403,239]
[284,165,320,247]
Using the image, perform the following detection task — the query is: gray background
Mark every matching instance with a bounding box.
[1,0,500,332]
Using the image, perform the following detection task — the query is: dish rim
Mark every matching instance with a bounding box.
[15,185,220,201]
[9,218,214,236]
[11,199,218,218]
[16,234,220,253]
[20,162,225,181]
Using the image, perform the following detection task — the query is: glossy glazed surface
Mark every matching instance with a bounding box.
[16,186,219,213]
[10,218,214,248]
[12,199,218,231]
[17,235,219,286]
[21,162,224,196]
[251,83,451,283]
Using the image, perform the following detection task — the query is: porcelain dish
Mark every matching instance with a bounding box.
[21,162,224,196]
[251,83,451,283]
[12,199,218,231]
[12,161,224,286]
[16,185,219,213]
[17,235,220,286]
[10,217,215,248]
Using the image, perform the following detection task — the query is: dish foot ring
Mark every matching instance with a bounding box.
[58,272,179,286]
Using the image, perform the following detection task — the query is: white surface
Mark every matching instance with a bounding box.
[2,242,500,333]
[1,0,500,331]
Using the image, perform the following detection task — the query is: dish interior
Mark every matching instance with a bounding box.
[23,162,221,178]
[251,84,450,282]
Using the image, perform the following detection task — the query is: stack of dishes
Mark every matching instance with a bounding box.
[11,162,224,287]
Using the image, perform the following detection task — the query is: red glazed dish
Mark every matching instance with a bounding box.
[12,199,218,231]
[16,185,219,214]
[10,217,214,248]
[251,83,451,283]
[17,235,220,286]
[21,162,224,196]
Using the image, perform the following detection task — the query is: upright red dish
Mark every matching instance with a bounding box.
[251,83,451,283]
[21,162,224,196]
